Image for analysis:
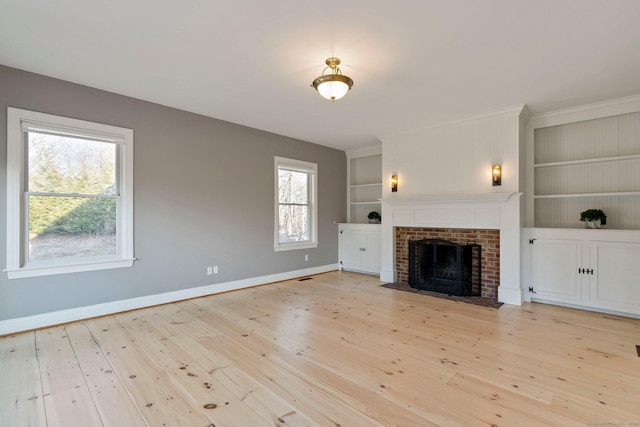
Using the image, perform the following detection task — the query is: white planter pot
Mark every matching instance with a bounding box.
[585,219,601,229]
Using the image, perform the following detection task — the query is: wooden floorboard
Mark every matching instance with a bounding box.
[1,270,640,426]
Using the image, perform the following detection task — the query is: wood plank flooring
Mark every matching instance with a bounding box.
[1,271,640,426]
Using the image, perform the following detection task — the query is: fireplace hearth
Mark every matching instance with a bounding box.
[408,238,481,296]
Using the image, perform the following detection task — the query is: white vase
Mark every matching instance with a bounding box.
[585,219,601,229]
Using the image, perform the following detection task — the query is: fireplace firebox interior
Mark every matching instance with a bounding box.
[408,238,481,296]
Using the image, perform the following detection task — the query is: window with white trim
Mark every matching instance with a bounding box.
[274,157,318,251]
[6,108,134,278]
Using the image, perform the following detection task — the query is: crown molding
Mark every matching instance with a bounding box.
[529,94,640,129]
[380,104,528,142]
[346,144,382,159]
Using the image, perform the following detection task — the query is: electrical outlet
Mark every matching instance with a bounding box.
[305,254,309,262]
[207,266,213,275]
[213,266,219,274]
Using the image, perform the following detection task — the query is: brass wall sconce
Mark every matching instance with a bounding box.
[391,174,398,192]
[492,164,502,186]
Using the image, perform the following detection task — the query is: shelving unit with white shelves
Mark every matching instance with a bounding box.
[347,147,382,223]
[530,109,640,229]
[524,96,640,316]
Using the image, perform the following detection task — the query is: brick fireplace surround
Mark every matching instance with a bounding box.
[395,227,500,301]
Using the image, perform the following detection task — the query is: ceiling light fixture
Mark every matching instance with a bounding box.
[311,57,353,102]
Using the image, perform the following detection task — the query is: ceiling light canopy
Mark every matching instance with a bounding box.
[311,57,353,102]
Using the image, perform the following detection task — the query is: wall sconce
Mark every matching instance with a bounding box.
[391,174,398,192]
[492,164,502,186]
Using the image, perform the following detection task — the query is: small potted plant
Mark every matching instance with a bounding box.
[579,209,606,229]
[367,211,381,224]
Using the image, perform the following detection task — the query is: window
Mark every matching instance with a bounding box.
[274,156,318,251]
[6,108,134,278]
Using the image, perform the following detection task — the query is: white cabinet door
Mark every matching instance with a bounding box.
[361,230,381,273]
[340,229,363,271]
[531,238,583,304]
[338,224,381,275]
[589,241,640,315]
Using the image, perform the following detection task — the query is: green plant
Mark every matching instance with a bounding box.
[579,209,607,222]
[367,211,381,220]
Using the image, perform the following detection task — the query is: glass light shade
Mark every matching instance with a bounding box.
[311,58,353,101]
[492,164,502,186]
[317,79,350,101]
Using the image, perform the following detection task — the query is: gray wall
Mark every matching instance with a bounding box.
[0,65,346,321]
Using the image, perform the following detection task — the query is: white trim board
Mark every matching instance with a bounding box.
[346,144,382,159]
[530,298,640,320]
[528,93,640,129]
[0,264,339,336]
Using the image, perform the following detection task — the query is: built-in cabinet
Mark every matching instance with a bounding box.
[338,223,381,275]
[342,147,382,276]
[348,149,382,224]
[524,228,640,317]
[524,97,640,317]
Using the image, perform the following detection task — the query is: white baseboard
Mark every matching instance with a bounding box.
[531,298,640,319]
[0,264,339,336]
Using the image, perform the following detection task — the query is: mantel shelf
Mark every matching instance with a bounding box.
[381,192,520,205]
[350,201,381,205]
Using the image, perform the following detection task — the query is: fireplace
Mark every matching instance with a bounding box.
[409,239,481,296]
[395,227,500,300]
[381,193,521,305]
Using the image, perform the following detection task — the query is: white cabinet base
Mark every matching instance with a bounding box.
[338,223,381,275]
[524,228,640,318]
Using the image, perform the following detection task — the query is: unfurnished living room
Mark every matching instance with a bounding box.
[1,1,640,426]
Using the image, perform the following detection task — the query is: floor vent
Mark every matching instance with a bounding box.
[636,345,640,357]
[298,277,312,282]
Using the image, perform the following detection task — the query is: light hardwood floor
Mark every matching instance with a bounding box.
[1,271,640,426]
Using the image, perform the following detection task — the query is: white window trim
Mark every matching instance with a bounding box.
[5,107,135,279]
[274,156,318,252]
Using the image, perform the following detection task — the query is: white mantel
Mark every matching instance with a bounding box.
[380,192,524,305]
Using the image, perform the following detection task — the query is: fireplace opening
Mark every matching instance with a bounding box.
[408,239,481,296]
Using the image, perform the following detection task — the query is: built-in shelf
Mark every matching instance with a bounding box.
[535,153,640,168]
[350,183,382,188]
[534,191,640,199]
[348,150,382,223]
[531,109,640,229]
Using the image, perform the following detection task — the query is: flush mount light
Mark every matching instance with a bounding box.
[492,164,502,186]
[311,57,354,102]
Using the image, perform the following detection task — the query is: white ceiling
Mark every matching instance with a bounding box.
[1,0,640,152]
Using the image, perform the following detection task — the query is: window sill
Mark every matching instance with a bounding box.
[5,258,136,279]
[274,242,318,252]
